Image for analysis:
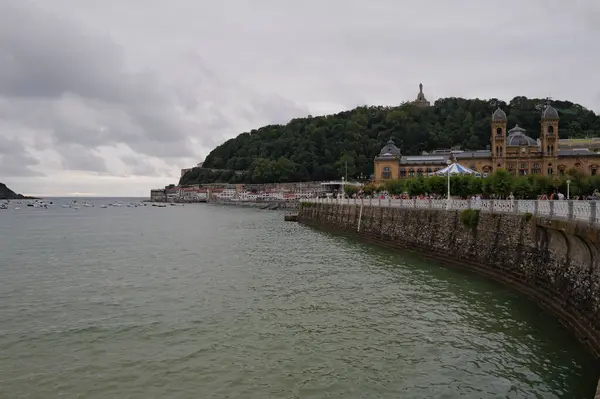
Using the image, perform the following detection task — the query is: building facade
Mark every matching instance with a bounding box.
[150,189,167,202]
[374,105,600,182]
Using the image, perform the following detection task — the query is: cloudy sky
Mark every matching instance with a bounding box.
[1,0,599,197]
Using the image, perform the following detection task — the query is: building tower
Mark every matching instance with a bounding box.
[413,83,430,107]
[491,107,507,170]
[540,104,559,176]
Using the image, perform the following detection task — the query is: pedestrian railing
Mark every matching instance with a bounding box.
[301,197,600,224]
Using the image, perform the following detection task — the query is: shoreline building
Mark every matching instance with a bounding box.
[374,105,600,182]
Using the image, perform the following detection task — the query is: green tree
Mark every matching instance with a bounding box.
[425,175,446,196]
[491,170,514,197]
[513,178,533,199]
[450,175,473,198]
[345,185,360,196]
[529,175,552,197]
[405,178,426,196]
[335,152,357,180]
[384,180,404,195]
[468,177,483,195]
[363,183,377,195]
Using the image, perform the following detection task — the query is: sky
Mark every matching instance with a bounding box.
[1,0,599,197]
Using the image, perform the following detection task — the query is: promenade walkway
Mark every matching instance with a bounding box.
[303,197,600,224]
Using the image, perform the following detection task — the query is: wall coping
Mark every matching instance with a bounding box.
[302,197,600,225]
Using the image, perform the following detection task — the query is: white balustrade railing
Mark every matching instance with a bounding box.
[302,197,600,224]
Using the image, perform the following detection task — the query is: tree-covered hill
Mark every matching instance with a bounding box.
[0,183,33,200]
[180,96,600,185]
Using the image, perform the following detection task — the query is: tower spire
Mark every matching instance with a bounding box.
[413,82,430,107]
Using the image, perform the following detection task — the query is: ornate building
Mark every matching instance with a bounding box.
[374,105,600,182]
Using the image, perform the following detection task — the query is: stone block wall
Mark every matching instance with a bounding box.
[298,202,600,361]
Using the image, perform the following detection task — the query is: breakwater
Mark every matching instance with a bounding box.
[299,201,600,390]
[211,199,299,210]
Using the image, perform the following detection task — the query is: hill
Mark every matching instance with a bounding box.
[180,96,600,185]
[0,183,35,200]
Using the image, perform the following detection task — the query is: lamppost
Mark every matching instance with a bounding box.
[446,159,452,201]
[345,161,348,183]
[566,179,571,200]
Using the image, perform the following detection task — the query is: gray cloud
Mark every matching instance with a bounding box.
[0,3,198,158]
[56,144,107,173]
[0,0,307,182]
[0,136,42,177]
[120,155,160,177]
[0,0,599,195]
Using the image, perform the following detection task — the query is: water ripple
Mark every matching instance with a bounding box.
[0,203,597,398]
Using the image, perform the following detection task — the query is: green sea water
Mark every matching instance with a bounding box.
[0,200,597,398]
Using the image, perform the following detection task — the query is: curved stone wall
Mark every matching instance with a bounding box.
[298,202,600,391]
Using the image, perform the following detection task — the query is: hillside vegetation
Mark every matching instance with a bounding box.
[0,183,32,200]
[180,96,600,185]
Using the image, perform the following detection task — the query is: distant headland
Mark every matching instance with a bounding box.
[0,183,38,200]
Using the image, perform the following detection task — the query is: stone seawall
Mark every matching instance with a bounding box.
[210,199,299,210]
[298,202,600,364]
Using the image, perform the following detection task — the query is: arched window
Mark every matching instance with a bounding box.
[408,169,415,177]
[382,166,391,179]
[400,168,407,178]
[425,168,432,174]
[519,163,529,176]
[496,127,502,136]
[417,168,423,176]
[547,125,554,135]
